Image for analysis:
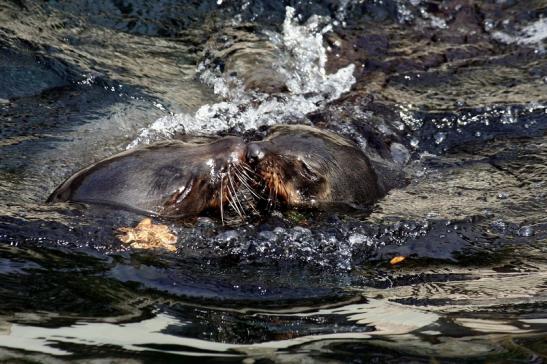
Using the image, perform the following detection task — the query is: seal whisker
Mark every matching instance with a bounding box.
[239,161,259,175]
[226,185,244,219]
[233,170,264,200]
[235,184,260,215]
[232,164,253,184]
[239,170,258,186]
[274,179,278,206]
[245,196,259,214]
[228,170,247,219]
[235,179,261,215]
[219,173,225,225]
[239,163,262,182]
[267,174,277,209]
[226,169,245,219]
[234,163,261,185]
[231,166,263,211]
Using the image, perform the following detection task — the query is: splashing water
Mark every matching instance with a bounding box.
[492,17,547,52]
[274,7,355,96]
[127,6,355,148]
[2,0,547,361]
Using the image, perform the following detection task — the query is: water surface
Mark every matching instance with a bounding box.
[0,0,546,362]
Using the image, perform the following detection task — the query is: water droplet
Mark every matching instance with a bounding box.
[273,227,286,234]
[258,231,277,241]
[518,226,534,237]
[434,132,446,145]
[497,192,509,199]
[348,234,361,244]
[484,19,495,32]
[196,217,215,227]
[491,220,506,231]
[217,230,238,242]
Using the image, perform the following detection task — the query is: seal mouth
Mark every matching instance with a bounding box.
[213,160,263,224]
[146,136,263,223]
[157,159,261,224]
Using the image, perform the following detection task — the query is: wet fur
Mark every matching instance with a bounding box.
[249,125,385,209]
[47,137,250,220]
[49,125,400,220]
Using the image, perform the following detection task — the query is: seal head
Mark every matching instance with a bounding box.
[247,125,385,209]
[47,136,248,219]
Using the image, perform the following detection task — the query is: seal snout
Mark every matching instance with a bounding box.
[246,143,265,165]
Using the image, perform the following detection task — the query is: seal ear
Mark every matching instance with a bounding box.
[295,160,329,199]
[297,160,322,182]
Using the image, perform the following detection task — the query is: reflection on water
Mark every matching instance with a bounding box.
[0,0,546,362]
[2,297,547,361]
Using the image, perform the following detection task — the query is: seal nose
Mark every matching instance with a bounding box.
[246,143,265,165]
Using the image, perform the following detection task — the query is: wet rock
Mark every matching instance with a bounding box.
[390,142,410,165]
[257,230,277,242]
[444,45,484,62]
[355,33,389,56]
[448,2,483,32]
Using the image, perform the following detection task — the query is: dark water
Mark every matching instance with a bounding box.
[1,0,546,362]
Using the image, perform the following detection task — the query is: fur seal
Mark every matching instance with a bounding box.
[47,136,249,219]
[246,124,388,209]
[48,125,405,220]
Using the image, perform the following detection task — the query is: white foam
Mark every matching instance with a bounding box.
[492,17,547,51]
[128,7,355,148]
